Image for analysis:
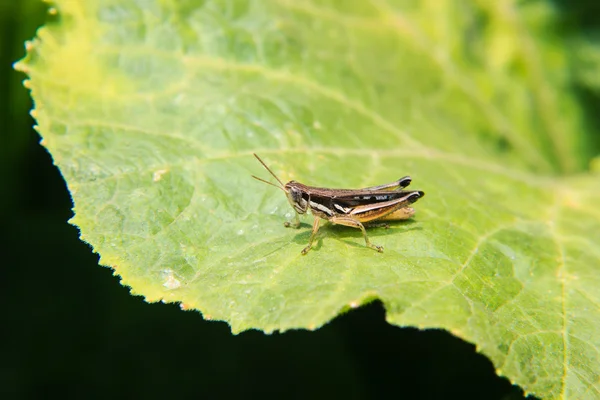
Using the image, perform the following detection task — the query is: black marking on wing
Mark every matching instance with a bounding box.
[332,190,423,207]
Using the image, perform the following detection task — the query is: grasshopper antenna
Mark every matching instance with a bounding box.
[252,153,286,191]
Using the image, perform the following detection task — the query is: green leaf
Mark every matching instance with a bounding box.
[15,0,600,398]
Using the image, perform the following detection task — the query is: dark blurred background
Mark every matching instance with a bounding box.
[3,1,599,399]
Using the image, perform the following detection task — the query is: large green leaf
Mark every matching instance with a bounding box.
[16,0,600,398]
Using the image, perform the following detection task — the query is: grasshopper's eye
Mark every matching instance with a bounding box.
[289,187,300,201]
[288,186,307,213]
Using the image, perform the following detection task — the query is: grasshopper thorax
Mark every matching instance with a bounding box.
[284,181,308,214]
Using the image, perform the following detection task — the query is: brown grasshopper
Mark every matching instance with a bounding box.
[252,153,424,254]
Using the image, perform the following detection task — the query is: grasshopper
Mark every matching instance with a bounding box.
[252,153,424,255]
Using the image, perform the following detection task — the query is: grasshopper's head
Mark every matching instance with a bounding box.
[284,181,308,214]
[252,154,308,214]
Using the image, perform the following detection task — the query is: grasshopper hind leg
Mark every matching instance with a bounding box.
[366,207,416,229]
[330,216,383,253]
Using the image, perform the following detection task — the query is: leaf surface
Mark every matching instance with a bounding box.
[16,1,600,398]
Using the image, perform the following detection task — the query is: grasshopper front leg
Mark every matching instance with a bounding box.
[284,212,301,228]
[330,216,384,253]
